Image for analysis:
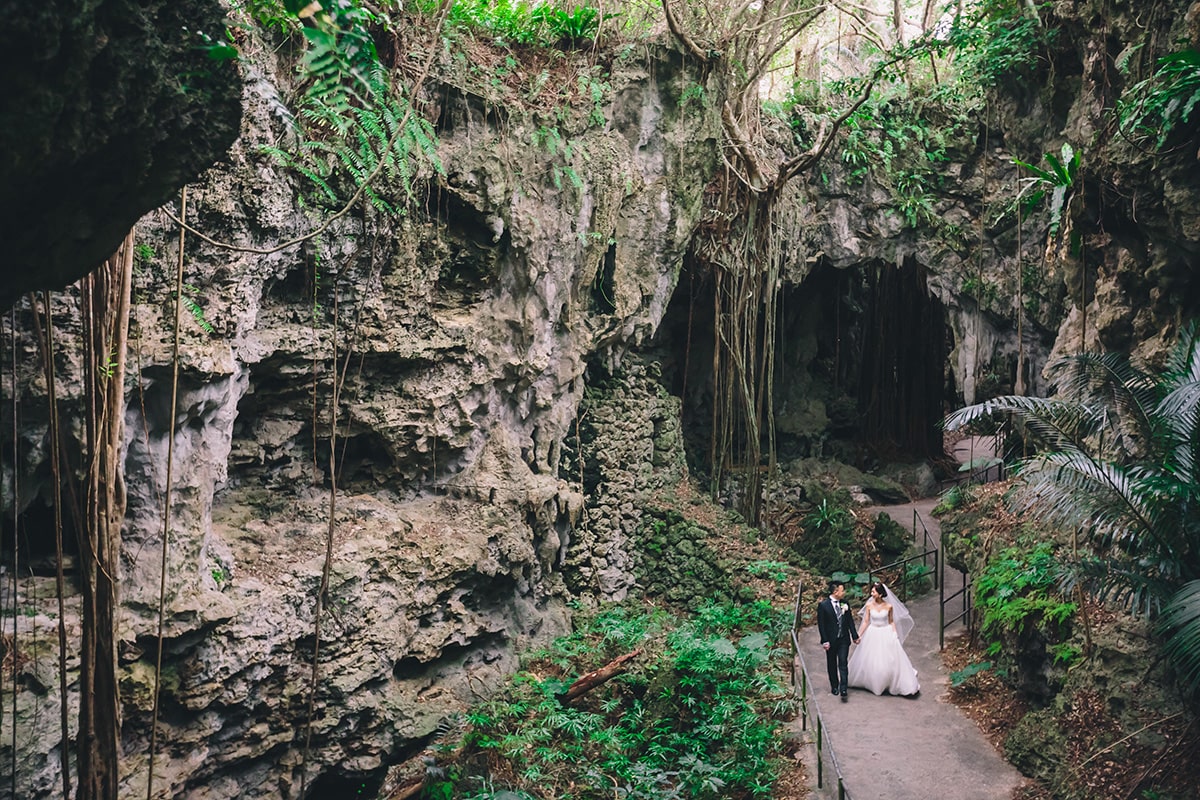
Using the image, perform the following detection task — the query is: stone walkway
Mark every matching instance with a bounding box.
[791,497,1024,800]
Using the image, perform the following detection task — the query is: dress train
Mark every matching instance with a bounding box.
[846,608,920,696]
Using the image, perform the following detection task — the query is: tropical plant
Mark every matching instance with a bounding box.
[1013,142,1080,240]
[1119,48,1200,150]
[944,323,1200,694]
[253,0,443,213]
[943,0,1054,89]
[974,543,1077,656]
[435,601,790,798]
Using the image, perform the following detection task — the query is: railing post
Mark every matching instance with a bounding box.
[816,718,824,788]
[936,546,945,652]
[934,540,939,591]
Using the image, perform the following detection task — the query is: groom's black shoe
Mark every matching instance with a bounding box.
[830,687,839,695]
[840,691,848,702]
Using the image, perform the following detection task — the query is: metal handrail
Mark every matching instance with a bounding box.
[864,508,938,602]
[940,565,975,650]
[790,580,853,800]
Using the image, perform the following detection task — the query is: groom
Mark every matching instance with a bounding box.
[817,579,859,702]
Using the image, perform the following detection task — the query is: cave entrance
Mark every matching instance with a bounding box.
[651,255,949,479]
[0,497,82,578]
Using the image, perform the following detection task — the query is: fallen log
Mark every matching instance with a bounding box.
[559,649,643,705]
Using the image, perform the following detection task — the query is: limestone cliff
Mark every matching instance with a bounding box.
[2,2,1200,798]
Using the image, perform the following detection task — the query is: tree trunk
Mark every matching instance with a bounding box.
[76,233,133,800]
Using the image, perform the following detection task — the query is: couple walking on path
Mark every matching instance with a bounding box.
[796,498,1023,800]
[817,579,920,700]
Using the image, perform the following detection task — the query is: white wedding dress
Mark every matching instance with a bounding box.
[846,607,920,696]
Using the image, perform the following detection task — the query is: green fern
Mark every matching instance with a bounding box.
[1119,48,1200,149]
[255,5,443,214]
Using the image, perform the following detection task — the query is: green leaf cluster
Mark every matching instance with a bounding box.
[1119,48,1200,150]
[436,601,790,799]
[943,0,1054,89]
[420,0,616,48]
[974,543,1077,652]
[1013,142,1079,239]
[248,1,443,213]
[831,81,968,230]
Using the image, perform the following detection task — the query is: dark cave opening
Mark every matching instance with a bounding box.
[648,256,950,479]
[305,766,387,800]
[0,496,82,576]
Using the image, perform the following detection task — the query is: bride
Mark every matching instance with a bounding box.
[846,582,920,696]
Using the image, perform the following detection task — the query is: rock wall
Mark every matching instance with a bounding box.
[561,358,690,602]
[0,0,241,309]
[0,35,722,799]
[3,1,1200,797]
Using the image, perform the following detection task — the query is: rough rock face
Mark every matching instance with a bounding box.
[0,0,242,309]
[563,358,690,602]
[1,39,723,798]
[3,2,1200,798]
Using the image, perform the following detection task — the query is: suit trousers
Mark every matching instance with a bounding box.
[826,638,850,692]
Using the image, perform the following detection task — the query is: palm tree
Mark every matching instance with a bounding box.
[944,323,1200,696]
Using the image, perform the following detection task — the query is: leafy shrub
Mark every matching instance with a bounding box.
[971,543,1080,700]
[1119,48,1200,150]
[423,0,614,48]
[793,499,861,576]
[434,601,791,799]
[933,483,976,516]
[945,0,1055,89]
[872,513,910,557]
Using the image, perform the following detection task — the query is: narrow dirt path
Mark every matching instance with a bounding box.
[792,496,1024,800]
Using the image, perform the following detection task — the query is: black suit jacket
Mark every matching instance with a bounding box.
[817,596,858,646]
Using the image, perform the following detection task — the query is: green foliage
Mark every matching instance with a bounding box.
[173,284,215,335]
[1119,48,1200,150]
[438,601,790,799]
[133,243,156,266]
[635,511,733,608]
[680,82,707,108]
[872,513,910,557]
[948,320,1200,697]
[831,81,967,230]
[960,273,1000,306]
[950,660,994,687]
[944,0,1054,88]
[974,543,1077,645]
[1013,142,1080,239]
[423,0,616,48]
[931,482,979,520]
[794,499,861,576]
[744,560,789,583]
[1049,642,1081,666]
[252,1,442,213]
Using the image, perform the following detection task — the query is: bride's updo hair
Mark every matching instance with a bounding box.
[872,582,888,599]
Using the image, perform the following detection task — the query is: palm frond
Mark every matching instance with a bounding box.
[1046,351,1158,457]
[1164,321,1200,387]
[944,395,1103,450]
[1058,556,1169,616]
[1160,579,1200,695]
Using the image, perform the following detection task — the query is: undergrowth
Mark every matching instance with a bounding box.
[425,600,793,799]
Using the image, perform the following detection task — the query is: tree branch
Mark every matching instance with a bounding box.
[771,53,903,191]
[558,649,643,705]
[663,0,710,62]
[721,101,769,191]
